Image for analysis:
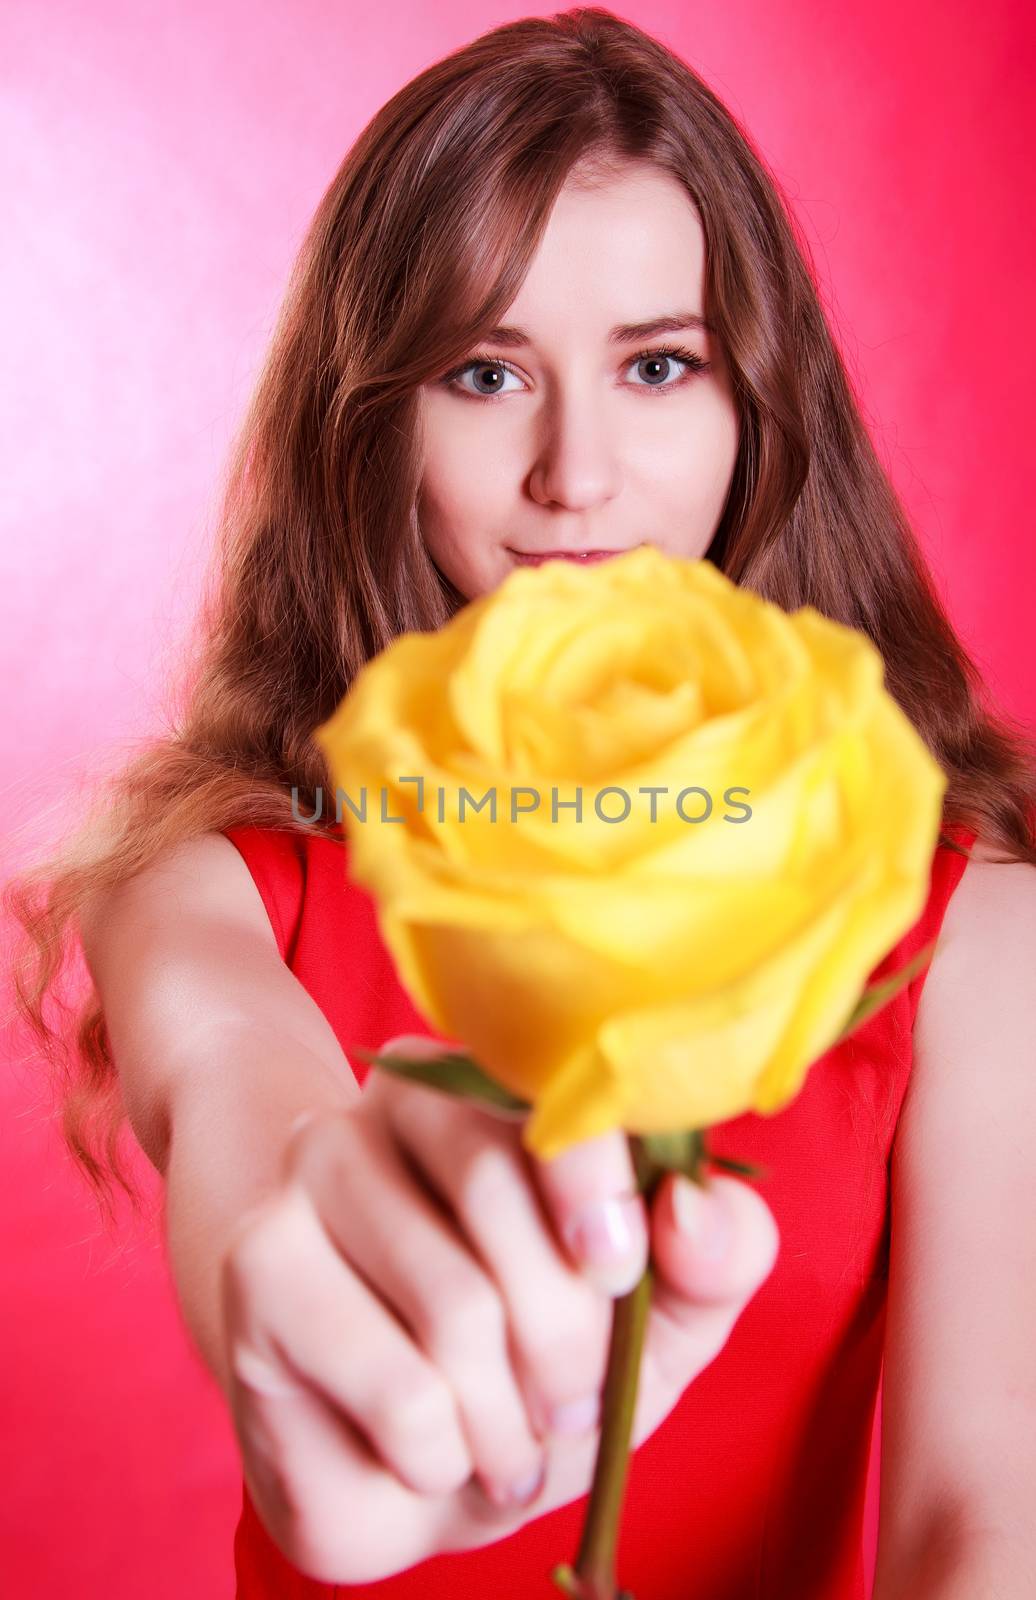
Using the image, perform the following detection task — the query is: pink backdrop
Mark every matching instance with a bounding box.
[2,3,1033,1596]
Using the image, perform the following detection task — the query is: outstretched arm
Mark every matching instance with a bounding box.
[872,844,1036,1599]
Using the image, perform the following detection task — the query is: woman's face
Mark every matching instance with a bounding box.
[416,161,740,602]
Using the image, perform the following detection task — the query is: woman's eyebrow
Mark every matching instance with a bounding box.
[479,311,713,347]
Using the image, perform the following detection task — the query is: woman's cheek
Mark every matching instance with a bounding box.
[419,508,502,602]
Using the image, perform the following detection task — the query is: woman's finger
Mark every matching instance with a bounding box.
[221,1190,455,1586]
[380,1076,612,1439]
[638,1172,780,1407]
[530,1125,651,1296]
[285,1108,548,1509]
[224,1183,473,1498]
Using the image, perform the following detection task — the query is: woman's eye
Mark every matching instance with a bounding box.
[447,358,524,399]
[443,345,709,400]
[625,348,707,388]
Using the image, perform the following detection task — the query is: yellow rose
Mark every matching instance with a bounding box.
[313,547,946,1161]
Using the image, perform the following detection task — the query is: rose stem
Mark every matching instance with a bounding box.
[551,1135,673,1599]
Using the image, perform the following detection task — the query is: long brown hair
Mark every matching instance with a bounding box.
[7,6,1035,1226]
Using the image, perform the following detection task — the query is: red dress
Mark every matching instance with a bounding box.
[224,818,977,1599]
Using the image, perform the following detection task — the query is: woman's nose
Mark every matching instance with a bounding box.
[528,392,621,512]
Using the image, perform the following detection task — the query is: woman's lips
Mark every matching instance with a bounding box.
[508,549,632,566]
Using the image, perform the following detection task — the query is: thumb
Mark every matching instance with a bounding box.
[649,1171,780,1325]
[531,1129,649,1298]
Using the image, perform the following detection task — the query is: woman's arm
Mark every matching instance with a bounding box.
[79,831,361,1394]
[872,843,1036,1599]
[80,831,781,1582]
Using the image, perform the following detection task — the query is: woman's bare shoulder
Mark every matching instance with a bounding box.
[78,829,353,1168]
[920,835,1036,1022]
[79,829,276,971]
[881,838,1036,1566]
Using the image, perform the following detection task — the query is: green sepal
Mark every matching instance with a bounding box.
[635,1129,767,1187]
[636,1128,706,1181]
[833,937,937,1044]
[351,1047,532,1116]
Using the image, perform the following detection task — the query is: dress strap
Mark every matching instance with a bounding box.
[223,826,307,963]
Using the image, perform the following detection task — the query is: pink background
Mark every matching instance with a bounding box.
[2,3,1033,1595]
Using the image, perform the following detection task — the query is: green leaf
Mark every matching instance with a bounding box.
[833,937,937,1044]
[351,1047,532,1116]
[353,1058,764,1187]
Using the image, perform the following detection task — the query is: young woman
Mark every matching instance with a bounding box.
[8,8,1035,1598]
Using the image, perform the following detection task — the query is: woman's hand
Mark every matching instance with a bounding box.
[218,1035,780,1586]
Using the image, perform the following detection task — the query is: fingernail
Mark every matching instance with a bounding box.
[548,1392,601,1436]
[673,1176,731,1261]
[487,1458,546,1509]
[563,1194,644,1272]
